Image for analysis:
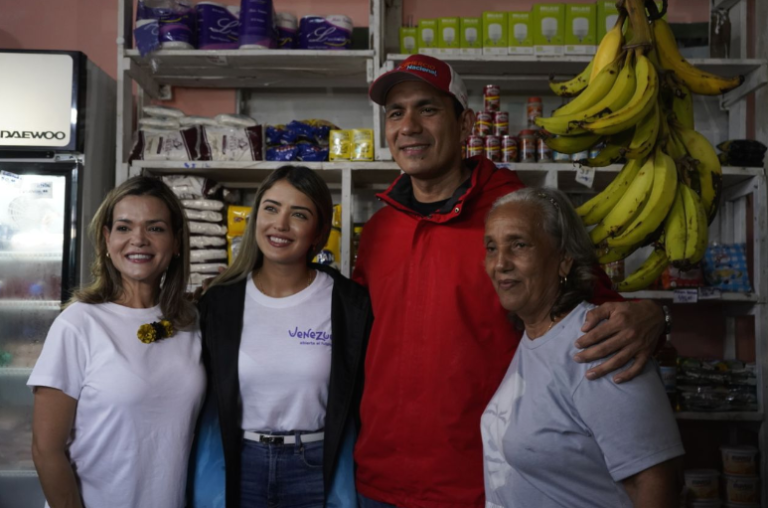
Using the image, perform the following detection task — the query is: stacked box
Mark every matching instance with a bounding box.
[460,18,482,55]
[565,4,596,55]
[483,12,508,55]
[400,27,418,54]
[533,4,565,56]
[508,12,533,55]
[438,18,460,55]
[418,19,438,55]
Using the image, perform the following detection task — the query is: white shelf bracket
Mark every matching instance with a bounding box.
[126,57,172,101]
[721,64,768,109]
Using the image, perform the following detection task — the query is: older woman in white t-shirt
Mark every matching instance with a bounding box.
[28,177,205,508]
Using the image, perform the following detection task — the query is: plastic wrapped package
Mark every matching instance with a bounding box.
[129,127,210,162]
[163,175,209,199]
[189,273,211,285]
[139,117,181,130]
[190,249,228,262]
[702,244,752,292]
[143,105,186,119]
[190,263,227,273]
[190,235,227,248]
[189,222,227,236]
[227,235,243,264]
[183,199,225,211]
[202,125,263,161]
[215,113,258,128]
[180,116,221,127]
[227,206,251,236]
[186,209,224,223]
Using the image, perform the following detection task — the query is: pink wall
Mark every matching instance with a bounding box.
[0,0,710,116]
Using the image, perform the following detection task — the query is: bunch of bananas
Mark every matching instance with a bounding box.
[538,0,743,292]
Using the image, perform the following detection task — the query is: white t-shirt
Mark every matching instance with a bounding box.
[240,271,334,432]
[28,301,206,508]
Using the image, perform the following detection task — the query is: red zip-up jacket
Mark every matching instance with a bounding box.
[352,156,621,508]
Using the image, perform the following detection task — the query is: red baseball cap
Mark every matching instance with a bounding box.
[369,55,469,110]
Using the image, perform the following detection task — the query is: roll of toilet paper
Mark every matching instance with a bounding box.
[238,0,276,49]
[299,15,352,50]
[197,1,240,49]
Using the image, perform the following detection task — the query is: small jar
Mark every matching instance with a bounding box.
[501,135,518,163]
[527,97,543,128]
[537,136,553,162]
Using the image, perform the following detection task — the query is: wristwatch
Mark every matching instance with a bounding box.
[661,304,672,335]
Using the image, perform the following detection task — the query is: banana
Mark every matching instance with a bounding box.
[653,19,744,95]
[672,122,723,222]
[544,133,603,154]
[577,157,643,226]
[597,244,637,264]
[607,148,678,247]
[664,187,687,262]
[537,53,636,136]
[671,84,695,129]
[549,59,594,97]
[590,15,624,82]
[665,120,688,160]
[622,100,660,160]
[582,52,659,136]
[616,248,669,292]
[580,128,634,167]
[681,184,709,264]
[590,156,656,244]
[549,57,623,119]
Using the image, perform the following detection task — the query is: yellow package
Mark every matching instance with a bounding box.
[329,130,352,161]
[313,204,342,265]
[351,129,374,161]
[227,206,251,237]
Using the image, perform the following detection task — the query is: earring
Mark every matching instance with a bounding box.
[106,252,110,258]
[561,275,568,285]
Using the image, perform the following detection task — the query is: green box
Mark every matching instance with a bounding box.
[417,19,439,55]
[565,4,596,55]
[399,27,418,55]
[533,4,565,56]
[460,18,482,55]
[508,12,533,55]
[438,18,460,55]
[596,1,620,43]
[483,12,508,55]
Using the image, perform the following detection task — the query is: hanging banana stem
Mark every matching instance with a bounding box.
[644,0,667,21]
[625,0,653,50]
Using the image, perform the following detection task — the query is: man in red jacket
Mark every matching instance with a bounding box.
[352,55,667,508]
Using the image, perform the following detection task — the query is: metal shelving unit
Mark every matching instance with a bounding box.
[117,0,768,503]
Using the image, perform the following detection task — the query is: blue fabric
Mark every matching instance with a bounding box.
[327,421,359,508]
[356,493,396,508]
[188,394,226,508]
[240,436,324,508]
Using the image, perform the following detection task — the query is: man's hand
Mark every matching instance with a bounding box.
[574,300,665,383]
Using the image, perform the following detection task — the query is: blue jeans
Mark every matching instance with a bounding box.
[357,493,398,508]
[240,434,324,508]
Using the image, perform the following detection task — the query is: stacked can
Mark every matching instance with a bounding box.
[467,135,484,157]
[518,130,537,163]
[501,135,518,163]
[465,84,514,162]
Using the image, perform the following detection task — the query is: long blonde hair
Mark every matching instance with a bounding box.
[70,176,196,329]
[207,165,333,290]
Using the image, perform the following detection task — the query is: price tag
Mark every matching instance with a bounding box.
[698,287,722,300]
[0,170,20,185]
[673,288,698,304]
[575,166,596,188]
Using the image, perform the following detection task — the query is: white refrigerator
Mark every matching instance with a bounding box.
[0,50,116,507]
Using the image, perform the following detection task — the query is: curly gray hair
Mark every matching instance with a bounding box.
[489,187,596,320]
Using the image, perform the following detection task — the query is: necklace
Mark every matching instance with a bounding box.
[255,269,314,296]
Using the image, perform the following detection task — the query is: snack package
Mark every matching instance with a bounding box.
[185,209,224,223]
[297,143,328,162]
[188,222,227,236]
[182,199,225,211]
[190,235,227,248]
[702,243,752,292]
[227,235,243,264]
[351,129,374,161]
[661,264,704,289]
[266,144,299,161]
[227,206,251,236]
[190,249,228,262]
[329,130,351,161]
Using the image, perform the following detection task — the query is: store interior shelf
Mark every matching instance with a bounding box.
[675,411,763,421]
[0,470,38,478]
[387,54,766,83]
[0,300,61,312]
[0,251,62,262]
[621,291,760,302]
[0,368,33,378]
[125,49,375,89]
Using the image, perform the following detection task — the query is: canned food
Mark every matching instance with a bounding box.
[467,135,484,157]
[493,111,509,137]
[527,97,543,128]
[474,111,493,137]
[519,130,536,163]
[537,137,553,162]
[484,135,501,162]
[501,135,518,163]
[484,85,501,112]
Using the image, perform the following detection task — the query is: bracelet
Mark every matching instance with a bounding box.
[661,304,672,335]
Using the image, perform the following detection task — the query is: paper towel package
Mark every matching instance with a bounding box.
[197,2,240,50]
[299,15,352,50]
[239,0,275,49]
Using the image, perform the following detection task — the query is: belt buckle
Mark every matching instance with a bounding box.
[259,435,284,445]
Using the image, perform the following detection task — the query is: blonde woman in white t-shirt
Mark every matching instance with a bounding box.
[28,176,206,508]
[198,165,372,508]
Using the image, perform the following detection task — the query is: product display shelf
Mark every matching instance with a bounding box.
[124,49,375,91]
[0,300,61,312]
[0,251,62,262]
[0,368,34,378]
[676,411,764,422]
[620,291,760,302]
